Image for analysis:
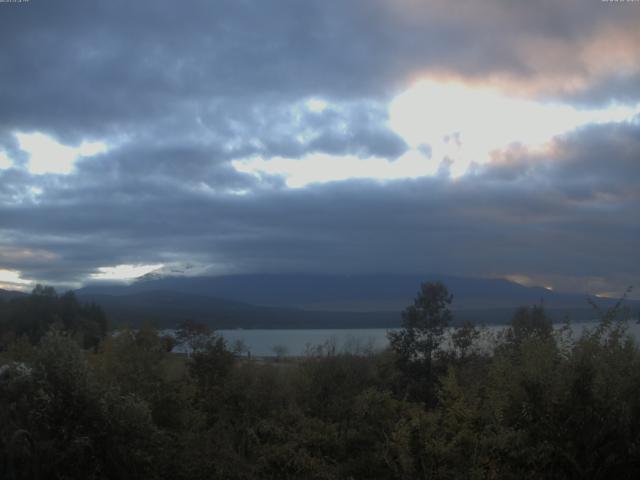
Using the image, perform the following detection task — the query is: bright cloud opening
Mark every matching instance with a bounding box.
[90,263,164,281]
[15,132,108,175]
[389,79,640,177]
[233,80,640,187]
[0,269,31,290]
[233,149,439,188]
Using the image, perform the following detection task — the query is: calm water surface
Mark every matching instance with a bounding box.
[206,321,640,357]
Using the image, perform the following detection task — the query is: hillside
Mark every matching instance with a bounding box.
[76,290,398,329]
[75,274,637,328]
[0,288,27,301]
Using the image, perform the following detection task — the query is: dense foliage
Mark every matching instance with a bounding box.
[1,283,640,479]
[0,286,107,349]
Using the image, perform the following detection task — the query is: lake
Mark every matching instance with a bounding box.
[197,320,640,357]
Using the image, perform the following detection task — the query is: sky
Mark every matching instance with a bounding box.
[0,0,639,297]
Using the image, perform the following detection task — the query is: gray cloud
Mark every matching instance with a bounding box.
[2,0,637,139]
[1,121,638,296]
[0,0,638,296]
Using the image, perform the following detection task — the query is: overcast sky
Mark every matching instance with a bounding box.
[1,0,639,297]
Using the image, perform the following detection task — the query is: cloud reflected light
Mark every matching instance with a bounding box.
[389,79,640,177]
[90,263,165,281]
[15,132,108,175]
[233,80,640,186]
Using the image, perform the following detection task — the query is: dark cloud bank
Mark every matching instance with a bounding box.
[0,0,638,296]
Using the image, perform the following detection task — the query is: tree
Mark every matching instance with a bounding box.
[97,325,185,430]
[0,285,107,348]
[189,335,236,399]
[176,319,212,356]
[0,329,162,479]
[388,281,453,403]
[450,320,481,361]
[506,304,552,345]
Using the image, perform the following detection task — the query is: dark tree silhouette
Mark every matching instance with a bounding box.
[388,281,453,403]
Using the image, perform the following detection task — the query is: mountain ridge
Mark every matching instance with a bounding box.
[77,273,606,310]
[0,288,27,300]
[74,273,638,328]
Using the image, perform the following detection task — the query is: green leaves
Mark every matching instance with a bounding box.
[0,286,107,349]
[3,282,640,479]
[388,281,453,403]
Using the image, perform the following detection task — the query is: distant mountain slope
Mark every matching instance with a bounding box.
[78,273,616,311]
[76,290,399,329]
[75,274,638,328]
[0,288,27,301]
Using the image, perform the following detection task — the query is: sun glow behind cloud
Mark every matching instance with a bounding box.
[0,269,31,290]
[15,132,108,175]
[306,98,328,113]
[90,263,164,281]
[388,79,640,177]
[232,80,640,187]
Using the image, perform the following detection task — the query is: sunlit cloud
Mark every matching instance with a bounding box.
[0,150,12,170]
[90,263,165,281]
[306,98,328,113]
[15,132,108,175]
[0,269,31,290]
[233,80,640,188]
[389,79,640,177]
[500,273,637,300]
[233,149,438,188]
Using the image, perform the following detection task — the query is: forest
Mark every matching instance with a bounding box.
[1,282,640,479]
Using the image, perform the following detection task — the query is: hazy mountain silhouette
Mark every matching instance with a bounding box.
[0,288,27,301]
[75,289,397,329]
[75,273,637,328]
